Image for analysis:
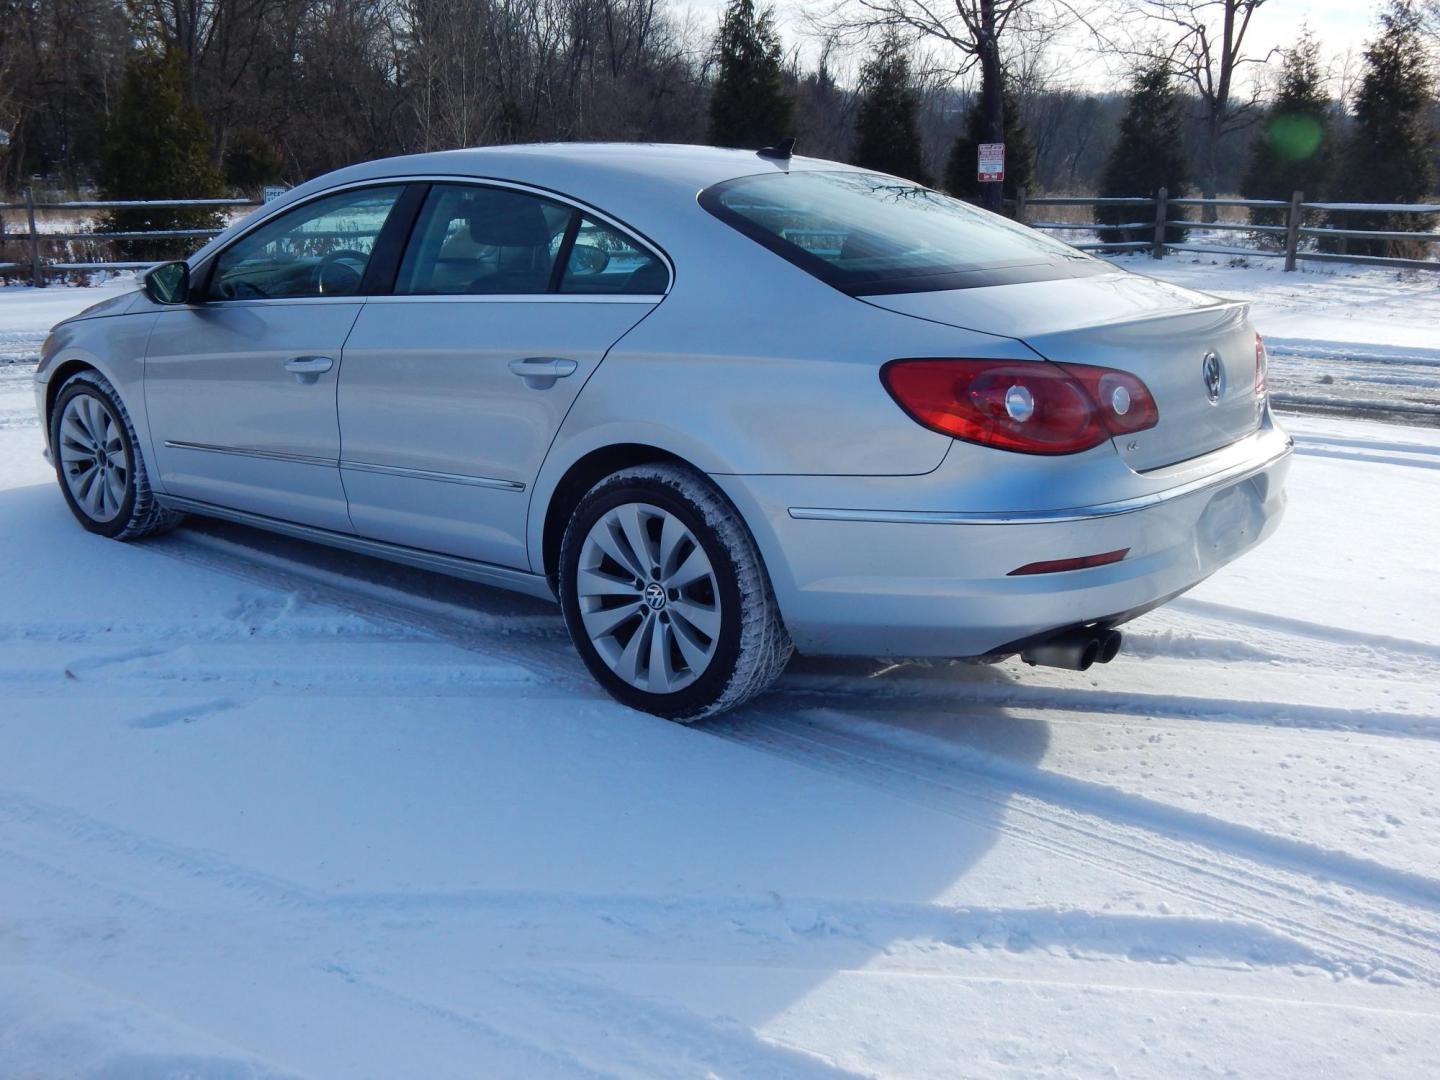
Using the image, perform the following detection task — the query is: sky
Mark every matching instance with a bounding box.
[674,0,1389,93]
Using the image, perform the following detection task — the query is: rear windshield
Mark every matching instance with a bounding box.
[699,170,1108,296]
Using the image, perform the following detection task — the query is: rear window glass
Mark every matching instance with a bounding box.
[699,170,1106,295]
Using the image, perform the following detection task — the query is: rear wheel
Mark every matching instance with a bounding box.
[50,371,183,540]
[559,463,792,721]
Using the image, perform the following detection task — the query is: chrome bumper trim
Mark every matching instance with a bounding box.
[788,440,1292,526]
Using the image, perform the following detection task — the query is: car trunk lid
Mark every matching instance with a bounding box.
[862,272,1262,471]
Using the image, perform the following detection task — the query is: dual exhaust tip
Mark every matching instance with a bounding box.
[1021,628,1123,672]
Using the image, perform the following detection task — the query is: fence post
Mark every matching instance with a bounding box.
[1015,186,1028,225]
[1283,190,1303,272]
[24,187,44,288]
[1151,187,1167,259]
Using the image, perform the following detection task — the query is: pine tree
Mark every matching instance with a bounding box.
[1241,32,1332,237]
[707,0,792,150]
[1330,0,1435,258]
[1095,62,1188,246]
[98,51,226,260]
[851,32,932,186]
[942,84,1034,207]
[223,127,286,194]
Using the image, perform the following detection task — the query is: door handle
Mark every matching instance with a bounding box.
[284,355,335,384]
[508,356,578,390]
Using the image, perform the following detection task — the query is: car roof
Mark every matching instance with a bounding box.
[327,142,859,196]
[188,143,871,274]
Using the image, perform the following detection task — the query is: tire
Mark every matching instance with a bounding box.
[559,463,792,721]
[49,370,184,541]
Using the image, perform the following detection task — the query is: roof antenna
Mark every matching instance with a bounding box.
[756,137,795,161]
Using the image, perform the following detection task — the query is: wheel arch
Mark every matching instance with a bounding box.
[44,359,102,429]
[537,442,690,582]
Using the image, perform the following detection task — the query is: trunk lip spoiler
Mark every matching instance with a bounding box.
[788,433,1291,527]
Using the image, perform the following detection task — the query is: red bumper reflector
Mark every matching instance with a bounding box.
[1008,548,1130,576]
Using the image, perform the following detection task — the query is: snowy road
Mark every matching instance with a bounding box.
[3,274,1440,1077]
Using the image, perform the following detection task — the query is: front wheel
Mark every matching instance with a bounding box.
[559,463,792,721]
[49,370,184,540]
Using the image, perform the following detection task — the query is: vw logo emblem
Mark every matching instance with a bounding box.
[643,582,667,611]
[1202,351,1224,404]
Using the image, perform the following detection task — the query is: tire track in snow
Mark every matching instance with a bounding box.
[709,712,1440,988]
[106,518,1440,986]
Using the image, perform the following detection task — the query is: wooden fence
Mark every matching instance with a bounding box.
[0,193,260,285]
[1013,188,1440,273]
[2,187,1438,285]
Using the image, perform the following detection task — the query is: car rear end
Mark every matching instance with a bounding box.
[698,167,1291,662]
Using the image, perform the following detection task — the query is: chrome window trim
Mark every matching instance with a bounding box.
[339,459,525,492]
[360,293,660,306]
[787,441,1292,526]
[164,440,334,468]
[193,173,674,299]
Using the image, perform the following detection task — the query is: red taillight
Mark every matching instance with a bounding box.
[881,358,1159,455]
[1254,333,1268,397]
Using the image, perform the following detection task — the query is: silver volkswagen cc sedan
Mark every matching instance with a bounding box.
[35,143,1291,719]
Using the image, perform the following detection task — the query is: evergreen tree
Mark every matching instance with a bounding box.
[942,84,1034,208]
[223,128,287,194]
[1241,31,1333,237]
[851,32,932,186]
[707,0,792,150]
[1330,0,1435,258]
[98,51,225,260]
[1095,61,1188,246]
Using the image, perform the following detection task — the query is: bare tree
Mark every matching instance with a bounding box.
[817,0,1080,208]
[1103,0,1274,217]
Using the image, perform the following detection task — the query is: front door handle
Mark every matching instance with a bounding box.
[508,356,578,390]
[285,355,335,384]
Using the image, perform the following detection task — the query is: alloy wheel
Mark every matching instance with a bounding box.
[575,502,722,694]
[58,393,129,523]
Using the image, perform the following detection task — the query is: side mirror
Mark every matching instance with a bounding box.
[144,260,191,305]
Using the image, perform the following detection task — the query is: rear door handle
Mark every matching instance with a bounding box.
[508,356,579,390]
[285,355,335,383]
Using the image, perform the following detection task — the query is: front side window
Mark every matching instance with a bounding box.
[208,185,403,300]
[395,185,572,295]
[699,170,1106,296]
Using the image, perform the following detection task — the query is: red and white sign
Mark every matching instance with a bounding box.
[977,142,1005,183]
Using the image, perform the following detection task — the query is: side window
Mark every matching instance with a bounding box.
[395,184,572,295]
[207,186,403,301]
[560,217,669,295]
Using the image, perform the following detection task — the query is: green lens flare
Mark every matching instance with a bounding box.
[1267,114,1324,163]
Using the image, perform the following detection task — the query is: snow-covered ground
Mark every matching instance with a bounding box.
[2,267,1439,1077]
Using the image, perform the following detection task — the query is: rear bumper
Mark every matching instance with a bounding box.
[713,429,1292,658]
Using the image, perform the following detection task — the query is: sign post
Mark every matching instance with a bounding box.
[977,143,1005,185]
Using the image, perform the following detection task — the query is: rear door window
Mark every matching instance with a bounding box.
[395,184,573,295]
[559,216,670,295]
